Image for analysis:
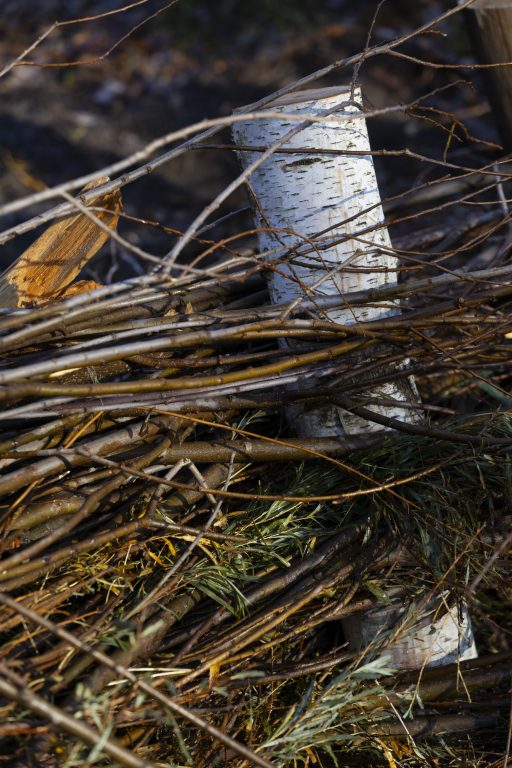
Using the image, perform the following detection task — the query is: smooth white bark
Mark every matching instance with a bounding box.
[233,86,417,436]
[343,594,476,670]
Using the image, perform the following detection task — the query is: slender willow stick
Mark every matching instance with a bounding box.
[0,593,275,768]
[84,463,231,694]
[0,520,143,591]
[0,663,157,768]
[0,334,364,389]
[401,659,512,704]
[332,396,512,447]
[7,435,382,485]
[173,521,366,663]
[0,436,170,573]
[1,261,511,353]
[369,711,500,737]
[0,416,165,498]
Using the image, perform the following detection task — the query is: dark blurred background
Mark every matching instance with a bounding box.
[0,0,498,278]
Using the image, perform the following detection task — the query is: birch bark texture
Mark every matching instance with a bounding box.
[232,86,477,670]
[232,86,417,437]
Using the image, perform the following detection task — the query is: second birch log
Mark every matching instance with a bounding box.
[233,86,417,436]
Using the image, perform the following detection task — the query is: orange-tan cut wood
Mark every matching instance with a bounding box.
[0,177,122,308]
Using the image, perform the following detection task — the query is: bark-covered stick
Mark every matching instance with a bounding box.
[461,0,512,151]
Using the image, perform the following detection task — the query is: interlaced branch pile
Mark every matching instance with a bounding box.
[0,2,511,767]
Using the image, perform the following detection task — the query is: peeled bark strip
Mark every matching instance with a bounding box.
[462,0,512,151]
[0,177,121,307]
[233,86,417,436]
[232,85,477,670]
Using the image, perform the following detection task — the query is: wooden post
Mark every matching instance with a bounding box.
[233,86,418,437]
[232,86,477,669]
[461,0,512,151]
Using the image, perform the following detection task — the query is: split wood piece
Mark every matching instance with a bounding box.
[461,0,512,150]
[0,177,121,307]
[232,85,477,670]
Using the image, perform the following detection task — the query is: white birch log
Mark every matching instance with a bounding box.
[233,86,417,437]
[232,85,477,669]
[343,593,476,670]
